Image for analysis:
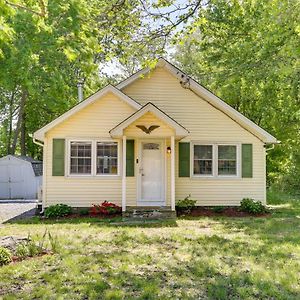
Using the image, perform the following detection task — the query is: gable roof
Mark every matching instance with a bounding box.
[117,58,278,144]
[34,85,142,141]
[110,102,189,138]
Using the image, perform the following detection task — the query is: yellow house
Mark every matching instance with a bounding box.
[33,58,278,213]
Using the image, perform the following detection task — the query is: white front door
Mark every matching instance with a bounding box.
[138,140,165,206]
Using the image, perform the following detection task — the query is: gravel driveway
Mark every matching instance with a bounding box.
[0,201,37,223]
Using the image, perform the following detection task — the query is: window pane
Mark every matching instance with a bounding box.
[194,160,212,175]
[97,142,118,175]
[218,145,236,160]
[194,145,212,159]
[218,145,237,175]
[194,145,213,175]
[70,142,92,174]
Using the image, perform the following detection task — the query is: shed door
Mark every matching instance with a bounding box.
[0,165,9,199]
[9,165,25,199]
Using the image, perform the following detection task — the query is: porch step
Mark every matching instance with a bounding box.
[123,207,176,220]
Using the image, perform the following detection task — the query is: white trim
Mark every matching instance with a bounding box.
[122,136,126,212]
[137,139,166,206]
[117,58,278,144]
[33,85,142,141]
[65,138,121,178]
[171,135,175,211]
[190,143,215,178]
[191,141,241,179]
[110,102,189,138]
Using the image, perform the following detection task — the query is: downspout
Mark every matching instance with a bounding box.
[265,144,275,152]
[29,133,45,214]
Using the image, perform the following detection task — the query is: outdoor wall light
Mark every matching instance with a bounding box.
[167,146,171,154]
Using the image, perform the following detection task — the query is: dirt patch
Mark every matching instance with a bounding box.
[177,207,270,218]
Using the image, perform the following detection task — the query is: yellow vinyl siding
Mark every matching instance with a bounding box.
[124,112,174,137]
[44,93,137,207]
[123,67,266,205]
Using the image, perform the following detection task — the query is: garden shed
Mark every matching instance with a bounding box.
[0,155,42,199]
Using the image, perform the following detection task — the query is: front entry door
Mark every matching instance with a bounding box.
[139,140,165,206]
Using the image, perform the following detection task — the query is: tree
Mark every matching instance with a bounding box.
[174,0,300,191]
[0,0,168,157]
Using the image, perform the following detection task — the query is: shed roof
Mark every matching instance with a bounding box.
[0,155,42,176]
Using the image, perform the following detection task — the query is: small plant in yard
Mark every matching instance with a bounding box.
[90,201,121,216]
[0,247,12,266]
[15,243,29,258]
[240,198,267,214]
[44,204,72,218]
[176,195,197,213]
[48,231,60,253]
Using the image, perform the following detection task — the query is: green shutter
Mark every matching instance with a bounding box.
[52,139,65,176]
[179,142,190,177]
[126,140,135,177]
[242,144,253,178]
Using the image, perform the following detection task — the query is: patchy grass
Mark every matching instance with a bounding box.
[1,199,300,299]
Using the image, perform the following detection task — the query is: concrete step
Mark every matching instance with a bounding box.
[123,207,176,220]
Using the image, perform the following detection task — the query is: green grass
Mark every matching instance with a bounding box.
[1,194,300,299]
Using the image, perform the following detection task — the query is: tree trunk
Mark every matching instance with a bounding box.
[11,89,27,155]
[20,111,26,156]
[7,89,16,154]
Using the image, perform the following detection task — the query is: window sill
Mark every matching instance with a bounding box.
[65,175,121,180]
[190,175,242,180]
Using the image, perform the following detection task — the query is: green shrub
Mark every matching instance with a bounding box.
[176,195,197,213]
[45,204,72,218]
[0,247,12,266]
[240,198,267,214]
[212,206,224,213]
[79,208,89,216]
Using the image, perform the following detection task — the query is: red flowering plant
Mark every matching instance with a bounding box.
[90,201,121,216]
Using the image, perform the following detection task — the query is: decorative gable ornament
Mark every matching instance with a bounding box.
[136,125,160,134]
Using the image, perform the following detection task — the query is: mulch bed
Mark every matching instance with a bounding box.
[177,207,270,217]
[42,213,122,220]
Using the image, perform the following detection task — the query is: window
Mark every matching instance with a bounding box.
[193,145,213,175]
[96,142,118,175]
[192,143,239,177]
[218,145,237,175]
[70,142,92,174]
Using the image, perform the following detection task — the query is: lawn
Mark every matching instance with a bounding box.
[1,195,300,299]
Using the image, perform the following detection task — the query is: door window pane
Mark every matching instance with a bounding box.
[218,145,237,175]
[70,142,92,174]
[194,145,213,175]
[97,142,118,175]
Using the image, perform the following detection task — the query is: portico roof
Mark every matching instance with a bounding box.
[109,102,189,138]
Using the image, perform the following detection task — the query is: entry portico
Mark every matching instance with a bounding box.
[110,102,189,212]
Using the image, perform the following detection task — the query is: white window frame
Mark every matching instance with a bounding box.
[192,143,214,177]
[217,144,240,178]
[66,138,120,177]
[191,142,241,179]
[95,140,120,177]
[68,139,93,177]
